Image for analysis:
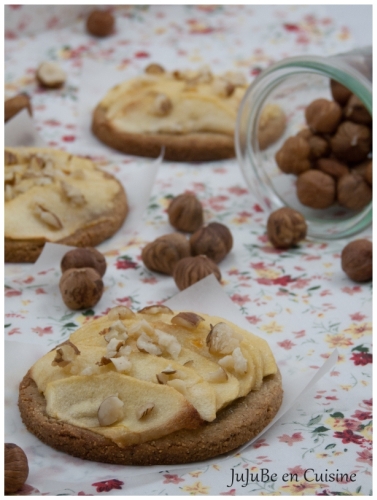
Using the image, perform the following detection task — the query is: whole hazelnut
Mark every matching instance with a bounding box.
[141,233,191,275]
[59,267,104,310]
[316,158,349,180]
[353,159,372,186]
[364,160,372,186]
[341,239,372,282]
[330,79,352,105]
[337,173,372,211]
[296,170,336,209]
[61,247,107,277]
[86,10,115,37]
[305,98,342,134]
[167,193,204,232]
[145,63,165,75]
[307,134,330,160]
[173,255,221,291]
[330,121,371,164]
[190,222,233,263]
[267,207,307,249]
[275,136,311,175]
[343,94,372,125]
[5,94,32,123]
[4,443,29,494]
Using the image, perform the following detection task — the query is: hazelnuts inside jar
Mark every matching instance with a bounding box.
[274,78,372,212]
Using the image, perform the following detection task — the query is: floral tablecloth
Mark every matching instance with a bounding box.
[4,5,372,496]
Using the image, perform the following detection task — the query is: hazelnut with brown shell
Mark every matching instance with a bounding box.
[296,170,336,209]
[267,207,307,249]
[168,193,204,233]
[86,10,115,37]
[341,239,372,282]
[173,255,221,291]
[4,443,29,494]
[190,222,233,263]
[61,247,107,277]
[141,233,191,275]
[59,267,104,310]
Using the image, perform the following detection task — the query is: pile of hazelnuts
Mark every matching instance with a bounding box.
[275,79,372,211]
[141,193,233,290]
[59,247,107,310]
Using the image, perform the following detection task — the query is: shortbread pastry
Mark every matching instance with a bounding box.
[92,65,249,161]
[19,305,283,465]
[4,147,128,263]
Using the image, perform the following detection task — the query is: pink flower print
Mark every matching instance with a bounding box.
[92,479,123,492]
[287,465,306,477]
[256,275,295,286]
[352,410,372,421]
[277,339,296,350]
[228,186,249,196]
[35,288,47,294]
[134,51,150,58]
[162,474,184,484]
[220,489,236,495]
[116,258,138,270]
[116,297,133,308]
[32,326,53,337]
[246,315,261,325]
[278,432,304,446]
[291,278,310,289]
[62,135,76,142]
[350,312,366,321]
[351,352,372,366]
[5,288,22,297]
[253,203,264,212]
[356,449,372,467]
[230,294,250,306]
[334,429,364,444]
[283,23,300,32]
[8,328,21,336]
[141,277,158,284]
[253,438,269,449]
[341,285,362,295]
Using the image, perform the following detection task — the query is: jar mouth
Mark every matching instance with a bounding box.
[235,54,372,240]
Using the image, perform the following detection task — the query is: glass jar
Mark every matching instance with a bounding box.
[235,47,372,239]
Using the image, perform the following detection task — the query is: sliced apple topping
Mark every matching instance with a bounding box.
[97,395,124,426]
[205,367,228,383]
[171,312,204,330]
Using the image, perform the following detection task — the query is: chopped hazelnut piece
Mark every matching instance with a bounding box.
[136,333,162,356]
[107,305,135,321]
[52,341,80,367]
[136,403,155,420]
[138,305,173,315]
[206,323,240,355]
[110,356,132,372]
[34,202,63,229]
[97,395,124,426]
[150,93,172,116]
[60,181,86,206]
[171,312,204,329]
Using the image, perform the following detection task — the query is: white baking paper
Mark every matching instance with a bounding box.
[4,273,338,487]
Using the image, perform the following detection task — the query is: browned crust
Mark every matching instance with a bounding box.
[92,104,236,162]
[4,173,128,263]
[18,370,282,465]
